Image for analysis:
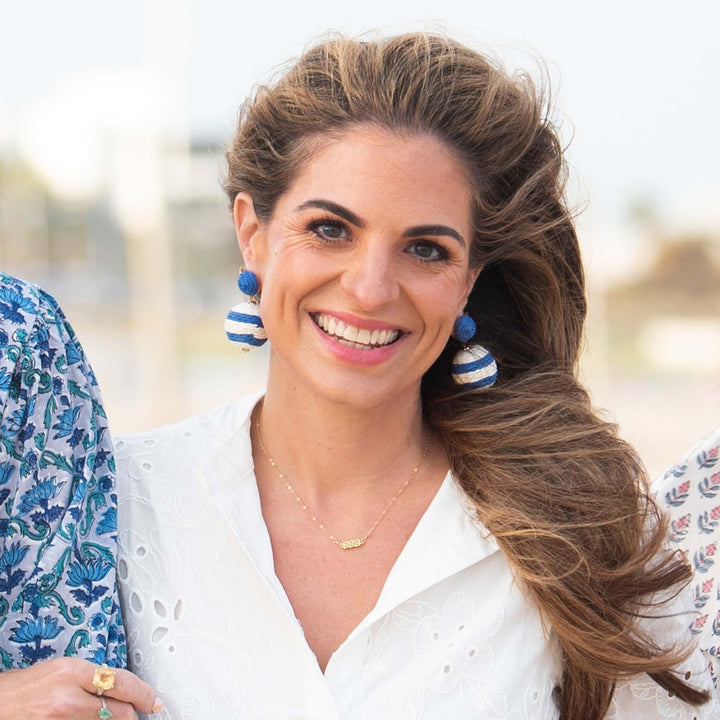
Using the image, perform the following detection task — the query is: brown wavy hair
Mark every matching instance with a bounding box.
[224,33,708,719]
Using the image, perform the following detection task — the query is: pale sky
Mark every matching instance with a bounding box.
[2,0,719,230]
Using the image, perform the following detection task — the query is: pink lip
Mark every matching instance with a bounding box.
[310,313,407,367]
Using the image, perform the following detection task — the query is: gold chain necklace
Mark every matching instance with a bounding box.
[256,414,432,550]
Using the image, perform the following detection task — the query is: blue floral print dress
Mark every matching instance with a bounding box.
[0,273,125,669]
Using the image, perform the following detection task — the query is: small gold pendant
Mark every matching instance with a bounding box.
[338,538,365,549]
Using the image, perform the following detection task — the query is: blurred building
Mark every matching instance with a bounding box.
[607,237,720,375]
[0,137,266,432]
[593,226,720,476]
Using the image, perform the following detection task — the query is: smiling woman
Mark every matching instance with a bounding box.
[5,32,715,720]
[103,33,720,720]
[234,126,478,404]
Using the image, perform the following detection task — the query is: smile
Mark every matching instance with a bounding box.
[312,313,401,350]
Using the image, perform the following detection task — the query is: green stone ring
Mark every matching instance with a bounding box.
[99,697,113,719]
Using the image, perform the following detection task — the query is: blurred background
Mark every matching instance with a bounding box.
[1,0,718,477]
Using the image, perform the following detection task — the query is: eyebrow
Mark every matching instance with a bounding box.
[295,200,365,228]
[295,199,465,247]
[403,225,465,248]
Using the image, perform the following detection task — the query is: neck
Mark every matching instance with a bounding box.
[257,362,429,501]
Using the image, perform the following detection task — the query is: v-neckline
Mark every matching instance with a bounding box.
[201,395,499,683]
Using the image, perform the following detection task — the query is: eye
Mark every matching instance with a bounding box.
[407,241,448,262]
[308,219,349,242]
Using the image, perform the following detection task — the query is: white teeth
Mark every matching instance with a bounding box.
[338,338,375,350]
[343,325,359,342]
[312,313,400,348]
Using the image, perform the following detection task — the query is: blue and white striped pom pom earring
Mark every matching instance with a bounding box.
[224,269,267,352]
[451,314,497,389]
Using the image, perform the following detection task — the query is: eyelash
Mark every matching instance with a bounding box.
[308,218,348,243]
[407,241,449,263]
[306,216,450,263]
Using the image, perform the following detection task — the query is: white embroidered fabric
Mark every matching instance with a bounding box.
[115,395,717,719]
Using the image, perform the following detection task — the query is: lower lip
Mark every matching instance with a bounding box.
[311,318,405,366]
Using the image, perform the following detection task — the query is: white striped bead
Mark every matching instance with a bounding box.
[224,301,267,349]
[451,345,497,388]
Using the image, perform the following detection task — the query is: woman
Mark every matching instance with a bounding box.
[113,33,716,719]
[0,273,161,718]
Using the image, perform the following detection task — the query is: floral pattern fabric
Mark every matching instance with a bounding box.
[0,273,125,669]
[654,426,720,689]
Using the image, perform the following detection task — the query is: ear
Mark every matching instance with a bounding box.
[459,265,483,313]
[233,192,265,272]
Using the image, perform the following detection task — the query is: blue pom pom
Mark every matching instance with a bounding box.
[237,270,259,296]
[453,314,476,343]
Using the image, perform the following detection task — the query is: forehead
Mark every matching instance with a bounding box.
[277,125,474,227]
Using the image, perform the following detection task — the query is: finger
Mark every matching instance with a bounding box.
[77,662,162,715]
[97,695,139,720]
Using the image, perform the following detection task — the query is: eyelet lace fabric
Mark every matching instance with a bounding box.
[0,273,125,669]
[115,396,717,718]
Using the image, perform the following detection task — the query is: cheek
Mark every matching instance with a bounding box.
[258,250,321,318]
[412,290,463,344]
[421,272,473,316]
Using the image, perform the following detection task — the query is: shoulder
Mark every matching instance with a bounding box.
[115,395,258,461]
[0,273,107,464]
[0,272,74,342]
[652,427,720,695]
[114,394,260,497]
[652,425,720,542]
[0,273,97,402]
[0,275,124,667]
[654,427,720,497]
[1,272,53,321]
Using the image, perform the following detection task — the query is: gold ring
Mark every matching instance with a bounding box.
[92,663,116,696]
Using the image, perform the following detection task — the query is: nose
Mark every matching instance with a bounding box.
[339,241,401,310]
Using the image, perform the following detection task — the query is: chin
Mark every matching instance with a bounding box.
[315,374,422,412]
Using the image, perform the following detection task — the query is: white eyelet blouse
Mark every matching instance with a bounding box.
[115,394,717,719]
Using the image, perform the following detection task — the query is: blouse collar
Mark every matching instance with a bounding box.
[201,392,499,635]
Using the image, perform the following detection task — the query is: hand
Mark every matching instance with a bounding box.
[0,657,162,719]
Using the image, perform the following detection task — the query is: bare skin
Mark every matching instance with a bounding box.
[253,403,449,671]
[0,657,161,720]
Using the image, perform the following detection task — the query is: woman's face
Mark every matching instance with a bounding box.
[236,125,479,410]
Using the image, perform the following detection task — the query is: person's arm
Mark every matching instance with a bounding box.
[607,428,720,717]
[0,274,161,714]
